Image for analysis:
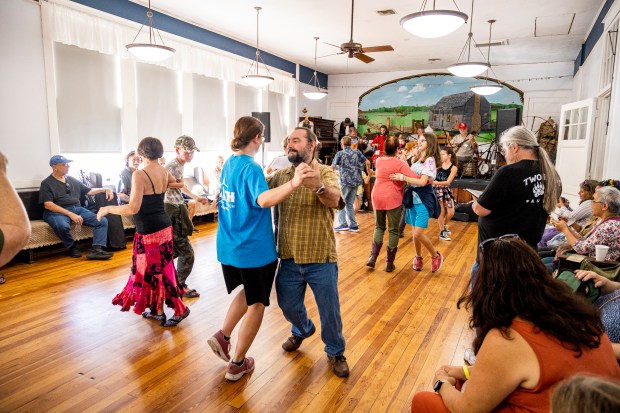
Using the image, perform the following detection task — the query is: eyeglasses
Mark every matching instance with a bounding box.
[418,139,426,143]
[479,234,520,253]
[65,181,71,194]
[592,200,604,204]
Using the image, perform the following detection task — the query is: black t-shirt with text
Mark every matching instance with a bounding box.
[477,160,548,252]
[39,175,90,208]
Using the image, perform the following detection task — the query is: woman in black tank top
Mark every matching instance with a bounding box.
[97,137,190,327]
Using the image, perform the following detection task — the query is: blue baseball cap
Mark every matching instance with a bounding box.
[49,155,73,166]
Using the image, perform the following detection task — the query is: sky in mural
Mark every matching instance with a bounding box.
[359,74,521,110]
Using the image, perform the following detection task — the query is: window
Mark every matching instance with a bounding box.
[193,74,226,151]
[54,43,121,152]
[600,20,618,90]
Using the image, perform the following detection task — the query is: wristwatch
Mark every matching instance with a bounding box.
[315,183,326,195]
[433,379,446,393]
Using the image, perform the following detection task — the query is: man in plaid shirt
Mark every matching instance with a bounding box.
[269,127,350,378]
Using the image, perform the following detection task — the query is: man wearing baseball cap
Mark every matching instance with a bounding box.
[39,155,114,260]
[164,135,210,298]
[448,122,478,164]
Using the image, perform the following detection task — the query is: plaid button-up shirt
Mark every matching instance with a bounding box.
[269,162,344,264]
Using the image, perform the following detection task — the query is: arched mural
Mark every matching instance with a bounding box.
[357,73,523,141]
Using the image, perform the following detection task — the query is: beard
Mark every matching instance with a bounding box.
[287,150,305,167]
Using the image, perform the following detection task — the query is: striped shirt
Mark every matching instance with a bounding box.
[269,162,344,264]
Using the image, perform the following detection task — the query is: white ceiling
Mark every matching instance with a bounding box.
[137,0,604,75]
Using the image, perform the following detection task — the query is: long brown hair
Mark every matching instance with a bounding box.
[412,132,440,165]
[230,116,264,151]
[457,238,603,355]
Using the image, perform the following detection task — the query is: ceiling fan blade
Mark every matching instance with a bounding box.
[323,42,342,50]
[318,52,345,58]
[355,53,374,63]
[360,45,394,53]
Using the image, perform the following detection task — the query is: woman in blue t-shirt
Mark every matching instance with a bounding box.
[207,116,305,382]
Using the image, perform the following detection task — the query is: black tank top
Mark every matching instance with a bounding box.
[133,170,171,234]
[436,164,453,182]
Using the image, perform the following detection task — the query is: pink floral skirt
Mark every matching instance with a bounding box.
[112,226,187,317]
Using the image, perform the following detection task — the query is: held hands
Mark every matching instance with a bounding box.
[433,366,458,386]
[298,162,322,191]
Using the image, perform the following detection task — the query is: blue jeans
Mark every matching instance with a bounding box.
[276,259,345,357]
[43,205,108,248]
[338,184,358,228]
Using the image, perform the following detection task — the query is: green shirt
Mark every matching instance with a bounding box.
[269,162,343,264]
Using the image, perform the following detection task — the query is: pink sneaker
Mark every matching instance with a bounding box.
[413,256,423,271]
[431,252,444,273]
[225,357,255,381]
[207,329,231,362]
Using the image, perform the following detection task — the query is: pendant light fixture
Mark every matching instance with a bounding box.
[303,37,328,100]
[471,20,503,95]
[126,0,175,62]
[242,7,274,88]
[400,0,467,39]
[447,0,489,77]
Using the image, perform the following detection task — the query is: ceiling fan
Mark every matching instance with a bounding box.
[324,0,394,63]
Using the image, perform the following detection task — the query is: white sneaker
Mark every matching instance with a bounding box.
[439,230,451,241]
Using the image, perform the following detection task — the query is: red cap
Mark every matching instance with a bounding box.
[458,122,467,129]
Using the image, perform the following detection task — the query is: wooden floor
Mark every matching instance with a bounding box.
[0,212,477,412]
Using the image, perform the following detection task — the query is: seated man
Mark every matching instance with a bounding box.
[39,155,114,260]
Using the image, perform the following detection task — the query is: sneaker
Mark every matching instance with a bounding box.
[86,246,113,260]
[328,355,350,377]
[225,357,255,381]
[68,243,82,258]
[413,256,423,271]
[431,252,444,273]
[207,329,231,362]
[444,226,452,235]
[282,324,316,352]
[464,348,477,365]
[348,226,359,233]
[334,224,349,232]
[439,230,451,241]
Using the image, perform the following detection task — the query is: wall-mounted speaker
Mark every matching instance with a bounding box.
[251,112,271,143]
[495,108,521,138]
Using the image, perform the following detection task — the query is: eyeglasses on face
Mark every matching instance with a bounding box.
[418,139,427,143]
[479,234,520,253]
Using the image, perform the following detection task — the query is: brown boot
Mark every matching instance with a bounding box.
[366,241,383,268]
[386,246,398,272]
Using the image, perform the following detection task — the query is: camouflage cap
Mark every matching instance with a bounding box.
[174,135,200,152]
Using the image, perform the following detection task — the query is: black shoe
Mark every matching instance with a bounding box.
[282,324,316,352]
[68,243,82,258]
[87,246,113,260]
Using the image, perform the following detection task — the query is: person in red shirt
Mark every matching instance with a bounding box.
[371,125,389,166]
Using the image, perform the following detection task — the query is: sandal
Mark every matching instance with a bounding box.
[183,289,200,298]
[0,274,5,285]
[162,307,190,327]
[142,311,166,323]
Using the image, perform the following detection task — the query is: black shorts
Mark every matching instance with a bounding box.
[221,260,278,306]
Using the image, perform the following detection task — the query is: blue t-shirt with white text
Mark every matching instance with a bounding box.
[216,154,277,268]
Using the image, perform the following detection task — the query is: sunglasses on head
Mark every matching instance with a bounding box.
[479,234,520,253]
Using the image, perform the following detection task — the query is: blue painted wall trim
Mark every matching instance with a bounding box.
[69,0,328,88]
[574,0,615,75]
[299,65,328,88]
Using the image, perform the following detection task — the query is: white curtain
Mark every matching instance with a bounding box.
[136,63,182,148]
[193,74,227,150]
[235,85,261,121]
[54,43,122,152]
[44,0,297,96]
[267,91,290,150]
